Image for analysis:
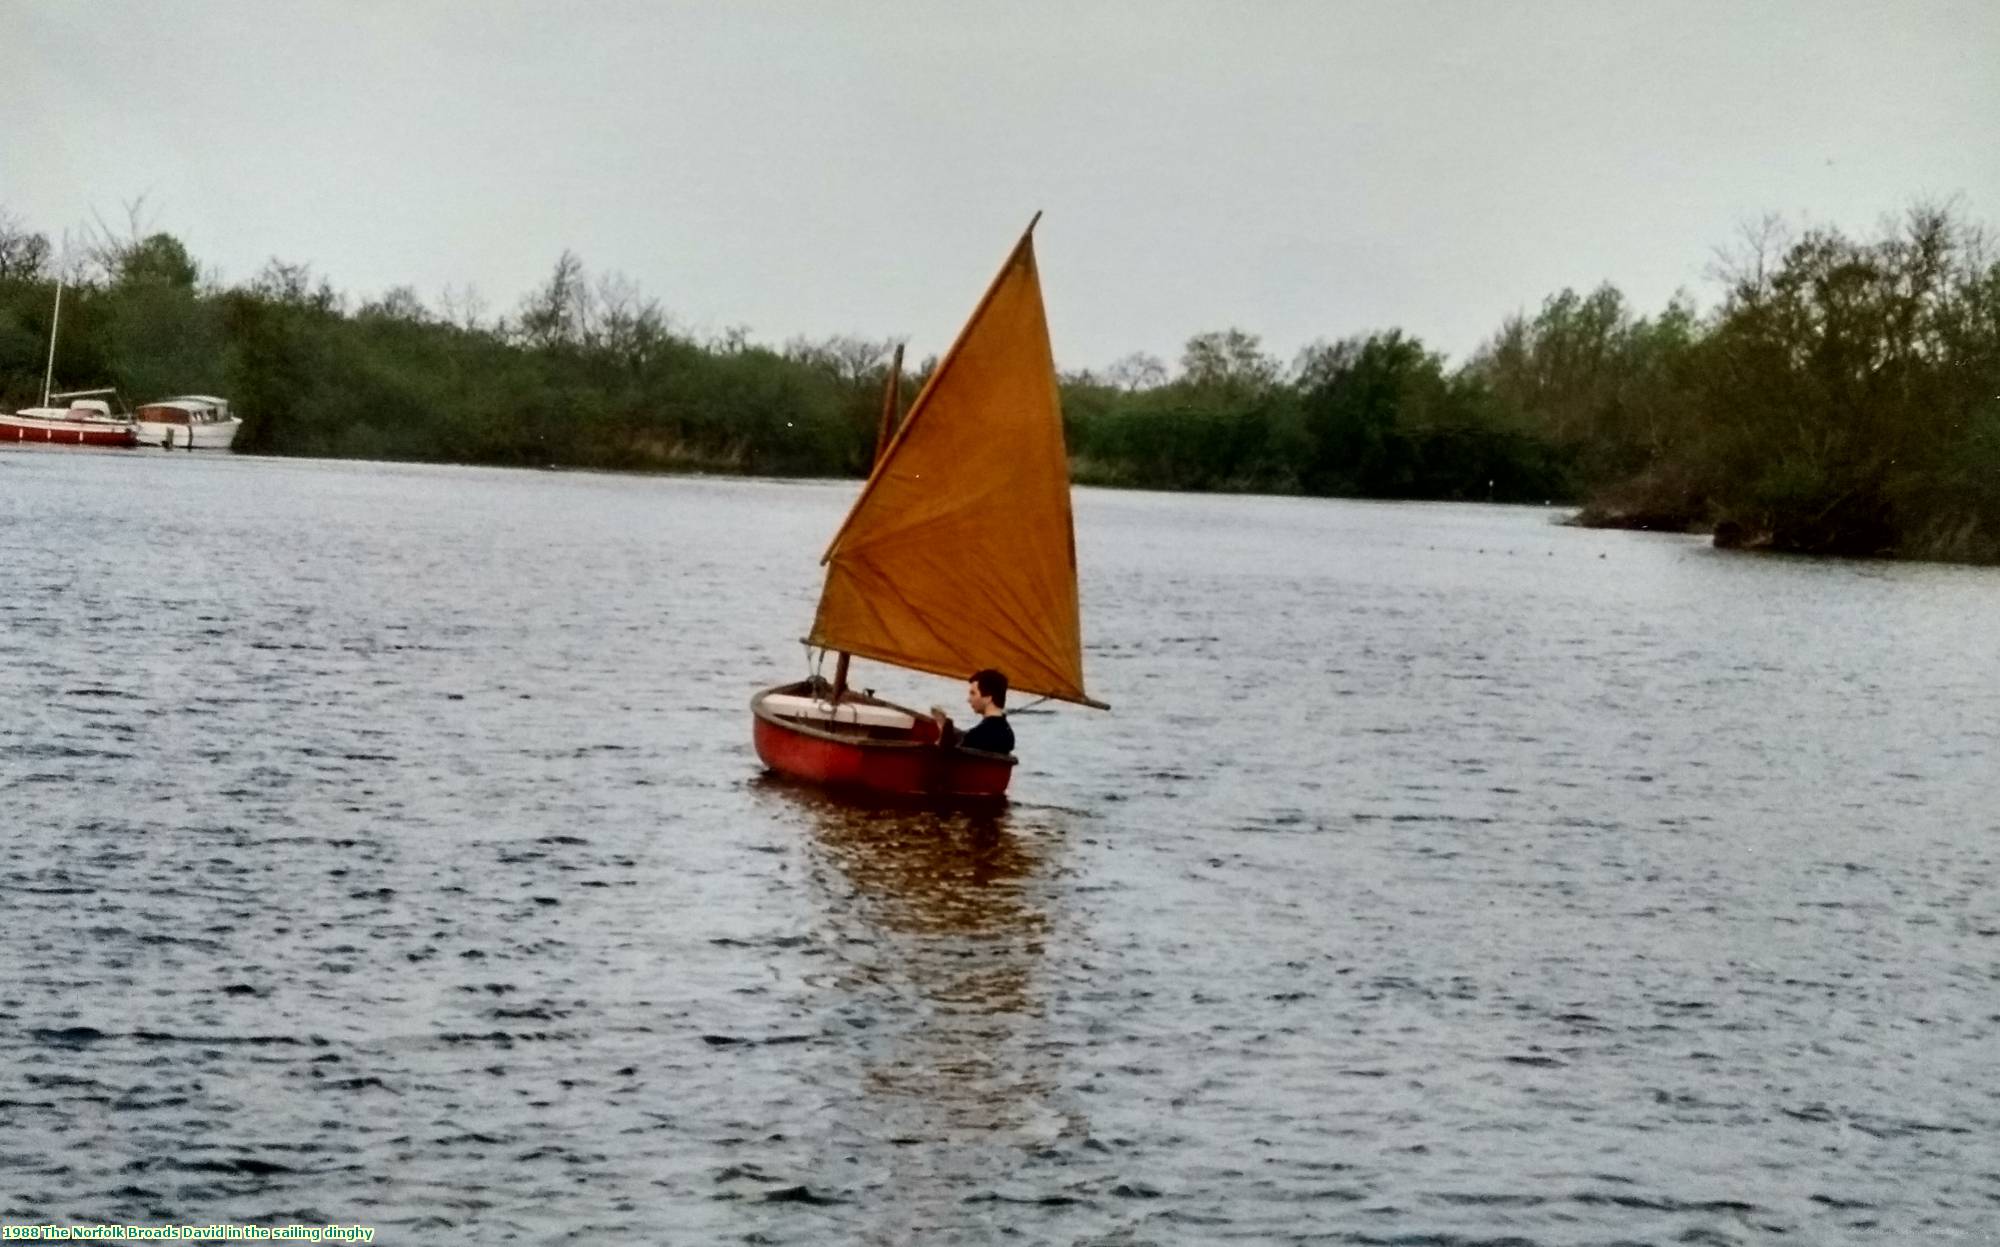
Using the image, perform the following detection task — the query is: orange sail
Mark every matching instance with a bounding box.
[807,223,1102,708]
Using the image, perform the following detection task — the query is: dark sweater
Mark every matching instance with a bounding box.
[959,714,1014,755]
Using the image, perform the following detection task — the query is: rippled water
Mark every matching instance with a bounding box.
[3,447,1996,1244]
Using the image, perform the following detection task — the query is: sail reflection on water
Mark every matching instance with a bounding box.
[751,779,1088,1219]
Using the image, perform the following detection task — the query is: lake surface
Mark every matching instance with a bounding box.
[3,447,1996,1245]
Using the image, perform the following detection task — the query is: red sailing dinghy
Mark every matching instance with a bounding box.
[752,215,1106,799]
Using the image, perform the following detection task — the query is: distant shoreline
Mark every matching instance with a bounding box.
[4,200,1993,568]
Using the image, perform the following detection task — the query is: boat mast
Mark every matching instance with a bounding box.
[872,342,905,463]
[830,343,906,704]
[41,281,63,408]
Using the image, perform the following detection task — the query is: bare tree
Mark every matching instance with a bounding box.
[1105,351,1168,392]
[1180,328,1279,390]
[251,258,341,312]
[517,250,591,349]
[593,270,671,367]
[79,196,159,284]
[785,334,897,384]
[438,282,490,333]
[1708,213,1792,306]
[359,285,431,322]
[0,207,52,280]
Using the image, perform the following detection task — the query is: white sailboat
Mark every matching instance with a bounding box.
[0,285,141,447]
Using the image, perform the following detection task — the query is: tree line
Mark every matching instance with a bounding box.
[3,201,1996,562]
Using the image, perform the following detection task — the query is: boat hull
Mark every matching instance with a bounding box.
[0,414,139,447]
[137,418,242,450]
[751,680,1015,799]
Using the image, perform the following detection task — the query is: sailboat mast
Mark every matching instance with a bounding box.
[41,281,63,408]
[873,343,905,466]
[831,344,910,705]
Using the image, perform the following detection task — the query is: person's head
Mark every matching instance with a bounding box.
[967,668,1008,714]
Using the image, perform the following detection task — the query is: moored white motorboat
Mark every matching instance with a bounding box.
[135,395,242,450]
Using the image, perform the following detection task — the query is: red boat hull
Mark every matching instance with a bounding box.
[752,681,1014,799]
[1,416,139,447]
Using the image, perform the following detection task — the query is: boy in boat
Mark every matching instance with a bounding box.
[930,669,1015,755]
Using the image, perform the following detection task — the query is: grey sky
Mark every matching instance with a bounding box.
[7,1,1996,371]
